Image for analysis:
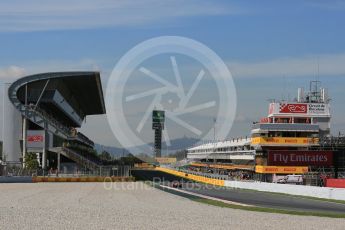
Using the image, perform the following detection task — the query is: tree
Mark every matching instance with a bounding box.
[0,141,3,161]
[169,150,187,161]
[99,151,112,161]
[120,153,144,165]
[25,152,39,170]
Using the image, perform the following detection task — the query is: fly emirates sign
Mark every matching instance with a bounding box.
[268,150,333,166]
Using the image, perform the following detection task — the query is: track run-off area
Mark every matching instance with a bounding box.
[1,182,345,230]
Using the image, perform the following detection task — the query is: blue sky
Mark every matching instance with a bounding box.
[0,0,345,148]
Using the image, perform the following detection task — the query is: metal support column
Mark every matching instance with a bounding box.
[57,151,61,176]
[22,117,27,167]
[22,84,28,167]
[42,122,48,171]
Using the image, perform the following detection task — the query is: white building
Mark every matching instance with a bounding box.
[187,137,255,163]
[2,83,22,163]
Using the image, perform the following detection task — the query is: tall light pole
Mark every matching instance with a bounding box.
[2,82,6,162]
[152,110,165,158]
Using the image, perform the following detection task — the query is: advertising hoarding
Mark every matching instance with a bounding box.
[308,103,327,114]
[251,137,319,145]
[152,110,165,130]
[152,110,165,123]
[268,150,333,166]
[279,103,307,114]
[155,157,177,164]
[255,166,308,174]
[268,103,329,115]
[27,130,45,149]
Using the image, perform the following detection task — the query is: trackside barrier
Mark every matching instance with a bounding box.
[32,176,135,183]
[156,167,225,186]
[0,176,33,183]
[224,180,345,201]
[326,179,345,189]
[158,167,345,201]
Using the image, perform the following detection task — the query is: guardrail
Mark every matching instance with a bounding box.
[224,180,345,201]
[160,166,345,201]
[32,176,135,183]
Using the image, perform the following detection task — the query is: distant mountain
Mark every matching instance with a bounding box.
[94,137,200,157]
[94,144,129,158]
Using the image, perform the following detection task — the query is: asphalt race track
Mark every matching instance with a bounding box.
[178,182,345,214]
[133,169,345,214]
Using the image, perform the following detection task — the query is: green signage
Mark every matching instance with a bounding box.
[152,110,165,123]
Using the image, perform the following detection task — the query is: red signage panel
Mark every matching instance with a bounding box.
[28,135,44,142]
[279,103,307,114]
[268,150,333,166]
[260,117,269,123]
[326,179,345,188]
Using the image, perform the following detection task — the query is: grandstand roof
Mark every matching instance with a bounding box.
[10,71,106,129]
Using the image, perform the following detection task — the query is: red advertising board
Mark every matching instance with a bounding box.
[279,103,307,114]
[326,179,345,188]
[268,150,333,166]
[260,117,269,123]
[28,135,44,142]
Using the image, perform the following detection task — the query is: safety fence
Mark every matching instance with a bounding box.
[158,166,345,201]
[1,164,133,178]
[32,176,135,183]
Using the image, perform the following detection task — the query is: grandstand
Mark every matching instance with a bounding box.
[6,72,106,173]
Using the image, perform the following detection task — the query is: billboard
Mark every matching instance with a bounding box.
[152,110,165,130]
[279,103,307,114]
[269,102,329,115]
[27,130,45,149]
[251,137,319,145]
[308,103,327,114]
[268,150,333,166]
[255,166,308,174]
[155,157,177,164]
[152,110,165,123]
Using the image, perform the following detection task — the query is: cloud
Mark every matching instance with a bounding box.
[0,66,26,82]
[306,0,345,11]
[228,53,345,78]
[0,58,105,84]
[0,0,239,32]
[24,58,102,72]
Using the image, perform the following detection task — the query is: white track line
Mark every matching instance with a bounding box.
[159,184,253,207]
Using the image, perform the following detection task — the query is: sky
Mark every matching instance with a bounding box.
[0,0,345,149]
